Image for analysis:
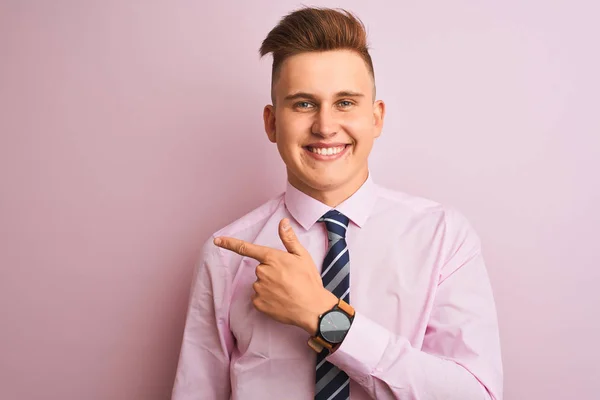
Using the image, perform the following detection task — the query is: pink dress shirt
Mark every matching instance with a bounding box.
[172,174,503,399]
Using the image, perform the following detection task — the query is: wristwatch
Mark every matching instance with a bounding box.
[308,298,355,353]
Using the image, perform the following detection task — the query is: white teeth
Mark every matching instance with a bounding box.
[308,146,345,156]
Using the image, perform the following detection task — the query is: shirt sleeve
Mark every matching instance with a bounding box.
[327,209,504,400]
[171,238,234,400]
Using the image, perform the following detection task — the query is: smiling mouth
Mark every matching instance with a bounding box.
[304,144,350,156]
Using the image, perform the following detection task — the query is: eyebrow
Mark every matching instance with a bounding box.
[283,91,365,102]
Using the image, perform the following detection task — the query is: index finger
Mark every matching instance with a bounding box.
[214,236,271,262]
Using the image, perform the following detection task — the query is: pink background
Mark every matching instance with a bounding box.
[1,1,598,399]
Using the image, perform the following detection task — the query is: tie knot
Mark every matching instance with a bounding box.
[318,210,349,240]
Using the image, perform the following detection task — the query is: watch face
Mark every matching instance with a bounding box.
[320,310,351,344]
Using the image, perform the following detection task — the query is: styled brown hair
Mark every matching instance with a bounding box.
[259,7,375,102]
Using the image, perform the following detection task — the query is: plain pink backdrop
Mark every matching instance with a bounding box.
[1,1,598,399]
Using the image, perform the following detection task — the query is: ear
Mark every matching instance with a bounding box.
[372,100,386,139]
[263,105,277,143]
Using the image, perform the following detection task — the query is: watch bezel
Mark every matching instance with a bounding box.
[318,308,352,344]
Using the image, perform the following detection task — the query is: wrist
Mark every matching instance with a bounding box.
[306,296,356,354]
[302,290,338,335]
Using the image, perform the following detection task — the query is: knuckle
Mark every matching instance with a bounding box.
[263,252,274,264]
[252,296,262,310]
[237,242,247,256]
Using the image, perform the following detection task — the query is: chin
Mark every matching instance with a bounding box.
[304,174,349,191]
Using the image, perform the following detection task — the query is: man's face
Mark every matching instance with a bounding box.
[264,50,385,200]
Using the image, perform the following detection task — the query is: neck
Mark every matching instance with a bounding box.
[287,168,369,207]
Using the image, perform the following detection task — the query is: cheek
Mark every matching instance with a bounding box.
[274,128,301,161]
[343,115,375,144]
[276,115,310,144]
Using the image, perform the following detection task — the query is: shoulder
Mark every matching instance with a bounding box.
[199,192,286,264]
[374,183,480,249]
[375,184,482,275]
[212,193,285,239]
[375,184,463,218]
[375,184,444,214]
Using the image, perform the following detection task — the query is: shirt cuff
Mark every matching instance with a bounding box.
[326,312,389,382]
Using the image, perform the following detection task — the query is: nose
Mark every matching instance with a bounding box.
[311,107,339,138]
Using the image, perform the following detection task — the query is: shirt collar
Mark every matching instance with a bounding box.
[284,173,378,231]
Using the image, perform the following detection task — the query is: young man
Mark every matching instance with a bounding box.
[172,7,503,400]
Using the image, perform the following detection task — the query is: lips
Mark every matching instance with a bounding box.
[306,145,347,156]
[303,144,351,161]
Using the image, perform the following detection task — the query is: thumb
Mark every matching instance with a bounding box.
[278,218,304,256]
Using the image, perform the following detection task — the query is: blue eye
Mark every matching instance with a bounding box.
[338,100,354,108]
[296,101,313,109]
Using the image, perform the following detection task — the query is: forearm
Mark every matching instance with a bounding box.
[327,313,500,400]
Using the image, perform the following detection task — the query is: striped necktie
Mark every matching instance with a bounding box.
[315,210,350,400]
